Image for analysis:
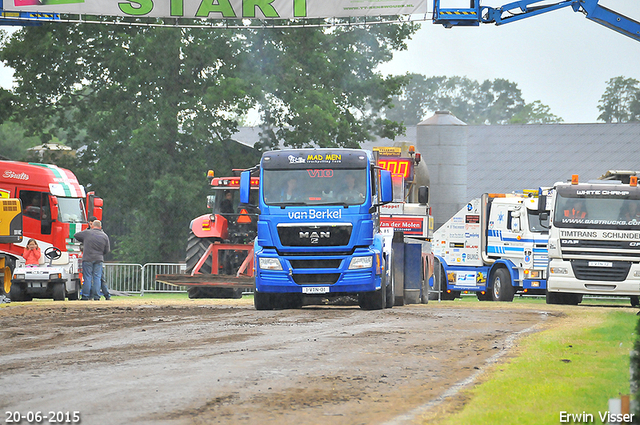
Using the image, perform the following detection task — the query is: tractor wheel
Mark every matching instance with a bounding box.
[185,231,216,274]
[491,268,514,302]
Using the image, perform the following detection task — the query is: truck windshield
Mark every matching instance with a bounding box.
[57,197,87,223]
[263,169,367,206]
[554,192,640,230]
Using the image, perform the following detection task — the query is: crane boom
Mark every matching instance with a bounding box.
[433,0,640,42]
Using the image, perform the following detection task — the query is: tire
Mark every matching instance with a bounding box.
[476,291,492,301]
[358,287,386,310]
[546,291,582,305]
[188,287,243,299]
[1,257,14,296]
[491,268,514,302]
[9,282,26,302]
[385,257,394,309]
[254,290,275,310]
[52,282,65,301]
[631,296,640,307]
[185,231,215,274]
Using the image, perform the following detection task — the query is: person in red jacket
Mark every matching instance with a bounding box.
[23,239,41,266]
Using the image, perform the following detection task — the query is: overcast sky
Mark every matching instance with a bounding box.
[379,0,640,123]
[1,0,638,124]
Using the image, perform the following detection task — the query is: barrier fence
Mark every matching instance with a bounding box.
[104,262,187,294]
[103,262,254,295]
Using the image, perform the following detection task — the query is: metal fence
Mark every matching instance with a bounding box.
[104,262,187,294]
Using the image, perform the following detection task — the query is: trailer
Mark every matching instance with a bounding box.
[375,144,434,305]
[433,191,549,301]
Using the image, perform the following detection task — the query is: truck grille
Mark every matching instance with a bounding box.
[277,224,352,247]
[292,273,340,285]
[289,259,342,269]
[561,240,640,260]
[571,260,631,282]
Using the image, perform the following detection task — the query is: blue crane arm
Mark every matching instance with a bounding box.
[433,0,640,42]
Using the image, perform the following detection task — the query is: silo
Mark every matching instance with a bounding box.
[415,111,468,230]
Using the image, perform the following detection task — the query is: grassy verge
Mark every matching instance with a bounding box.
[427,307,638,425]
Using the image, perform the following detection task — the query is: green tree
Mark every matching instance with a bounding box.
[597,76,640,123]
[383,74,561,125]
[249,23,416,150]
[1,21,415,262]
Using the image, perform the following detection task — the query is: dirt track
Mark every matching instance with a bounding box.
[0,298,556,425]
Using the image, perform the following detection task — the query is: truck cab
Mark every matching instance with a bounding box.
[0,161,103,301]
[240,148,394,310]
[433,191,549,301]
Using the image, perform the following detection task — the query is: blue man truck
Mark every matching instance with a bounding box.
[239,148,395,310]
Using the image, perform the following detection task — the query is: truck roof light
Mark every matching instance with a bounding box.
[571,174,579,185]
[408,145,415,154]
[207,170,214,178]
[631,176,638,187]
[414,153,421,165]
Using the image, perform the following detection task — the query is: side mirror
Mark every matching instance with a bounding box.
[240,171,251,205]
[49,196,59,221]
[418,186,429,205]
[380,169,393,204]
[538,194,547,212]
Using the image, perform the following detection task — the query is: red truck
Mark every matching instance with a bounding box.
[0,160,103,300]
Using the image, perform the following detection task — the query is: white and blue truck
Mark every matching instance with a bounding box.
[432,192,550,301]
[239,148,396,310]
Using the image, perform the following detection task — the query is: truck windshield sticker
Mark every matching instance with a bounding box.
[554,192,640,230]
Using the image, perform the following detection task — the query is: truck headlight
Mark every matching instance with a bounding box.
[13,273,25,280]
[49,273,62,280]
[529,270,544,279]
[349,256,373,270]
[259,258,283,271]
[550,267,568,275]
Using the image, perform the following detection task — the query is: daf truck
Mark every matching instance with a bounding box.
[546,171,640,305]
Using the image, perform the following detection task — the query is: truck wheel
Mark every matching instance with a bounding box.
[476,291,492,301]
[385,257,394,308]
[52,282,65,301]
[491,268,514,302]
[254,291,275,310]
[185,232,215,274]
[359,283,386,310]
[631,296,640,307]
[546,291,581,305]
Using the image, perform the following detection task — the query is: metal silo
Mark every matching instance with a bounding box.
[415,111,468,230]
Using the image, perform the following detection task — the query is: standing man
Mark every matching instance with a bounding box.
[75,220,111,300]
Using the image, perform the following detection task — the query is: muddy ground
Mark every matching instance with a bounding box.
[0,298,558,425]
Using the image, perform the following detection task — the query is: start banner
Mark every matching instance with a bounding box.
[8,0,428,19]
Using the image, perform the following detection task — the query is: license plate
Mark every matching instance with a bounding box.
[589,261,613,268]
[302,286,330,294]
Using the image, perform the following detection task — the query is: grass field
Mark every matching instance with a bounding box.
[426,300,638,425]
